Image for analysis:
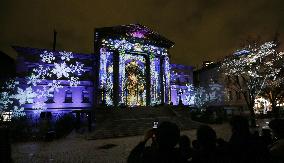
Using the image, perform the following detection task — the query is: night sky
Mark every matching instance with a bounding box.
[1,0,284,67]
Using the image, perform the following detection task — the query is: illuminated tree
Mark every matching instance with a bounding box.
[220,41,283,123]
[258,44,284,117]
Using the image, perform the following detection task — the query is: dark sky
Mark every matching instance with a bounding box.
[1,0,284,67]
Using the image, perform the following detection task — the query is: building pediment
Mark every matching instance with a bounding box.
[95,24,174,49]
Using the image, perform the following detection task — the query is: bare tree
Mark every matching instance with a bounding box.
[219,41,281,125]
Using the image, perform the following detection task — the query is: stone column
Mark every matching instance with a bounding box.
[145,56,151,106]
[113,50,120,107]
[93,30,101,107]
[160,56,165,105]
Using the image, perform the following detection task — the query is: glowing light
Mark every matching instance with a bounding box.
[0,49,89,118]
[52,62,71,78]
[220,41,284,114]
[100,35,170,106]
[130,31,145,38]
[40,51,55,63]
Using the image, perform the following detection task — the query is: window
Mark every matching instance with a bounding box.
[1,112,12,121]
[228,91,233,101]
[40,112,52,119]
[82,90,90,103]
[64,89,73,103]
[45,90,55,103]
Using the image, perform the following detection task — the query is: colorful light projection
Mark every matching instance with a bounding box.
[99,37,171,106]
[119,53,146,106]
[0,48,93,120]
[125,59,146,106]
[164,56,171,103]
[170,64,194,106]
[99,48,114,106]
[170,84,195,106]
[150,58,161,105]
[101,38,168,56]
[126,24,150,39]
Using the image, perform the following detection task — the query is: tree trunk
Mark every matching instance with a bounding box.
[271,103,279,118]
[249,105,256,127]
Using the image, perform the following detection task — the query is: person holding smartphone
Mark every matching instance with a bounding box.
[128,121,186,163]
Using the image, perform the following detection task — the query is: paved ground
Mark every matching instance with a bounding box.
[11,107,271,163]
[12,123,231,163]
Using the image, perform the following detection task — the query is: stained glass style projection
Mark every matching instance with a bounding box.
[99,36,171,107]
[119,53,146,106]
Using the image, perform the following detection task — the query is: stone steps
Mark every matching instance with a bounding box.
[90,107,201,139]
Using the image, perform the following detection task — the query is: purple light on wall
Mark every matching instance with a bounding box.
[14,47,94,113]
[130,31,145,38]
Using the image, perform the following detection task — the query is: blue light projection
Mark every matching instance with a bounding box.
[0,47,94,120]
[164,56,171,104]
[170,64,194,106]
[102,38,168,56]
[150,58,161,105]
[1,25,181,121]
[99,48,114,106]
[99,37,171,107]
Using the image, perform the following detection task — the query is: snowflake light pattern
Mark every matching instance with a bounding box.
[70,62,85,75]
[40,51,55,63]
[51,62,71,78]
[69,77,80,86]
[59,51,73,61]
[1,49,87,119]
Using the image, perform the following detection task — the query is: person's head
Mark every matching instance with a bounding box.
[179,135,191,149]
[262,128,272,137]
[230,115,250,136]
[269,119,284,139]
[156,121,180,150]
[196,125,217,148]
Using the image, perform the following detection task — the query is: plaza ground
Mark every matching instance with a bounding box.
[11,107,272,163]
[12,123,231,163]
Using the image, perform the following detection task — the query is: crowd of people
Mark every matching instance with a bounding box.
[128,116,284,163]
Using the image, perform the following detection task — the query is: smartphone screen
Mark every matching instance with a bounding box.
[153,121,158,129]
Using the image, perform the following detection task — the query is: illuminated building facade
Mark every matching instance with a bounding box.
[170,64,194,105]
[6,24,178,120]
[194,62,248,115]
[14,46,95,119]
[94,24,174,107]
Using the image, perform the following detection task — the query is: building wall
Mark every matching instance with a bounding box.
[193,63,247,112]
[170,64,194,105]
[14,47,95,114]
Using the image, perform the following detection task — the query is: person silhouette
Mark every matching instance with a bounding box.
[179,135,193,162]
[191,125,221,163]
[228,115,271,163]
[128,121,186,163]
[269,119,284,162]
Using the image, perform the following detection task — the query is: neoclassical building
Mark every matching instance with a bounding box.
[10,24,196,118]
[94,24,174,107]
